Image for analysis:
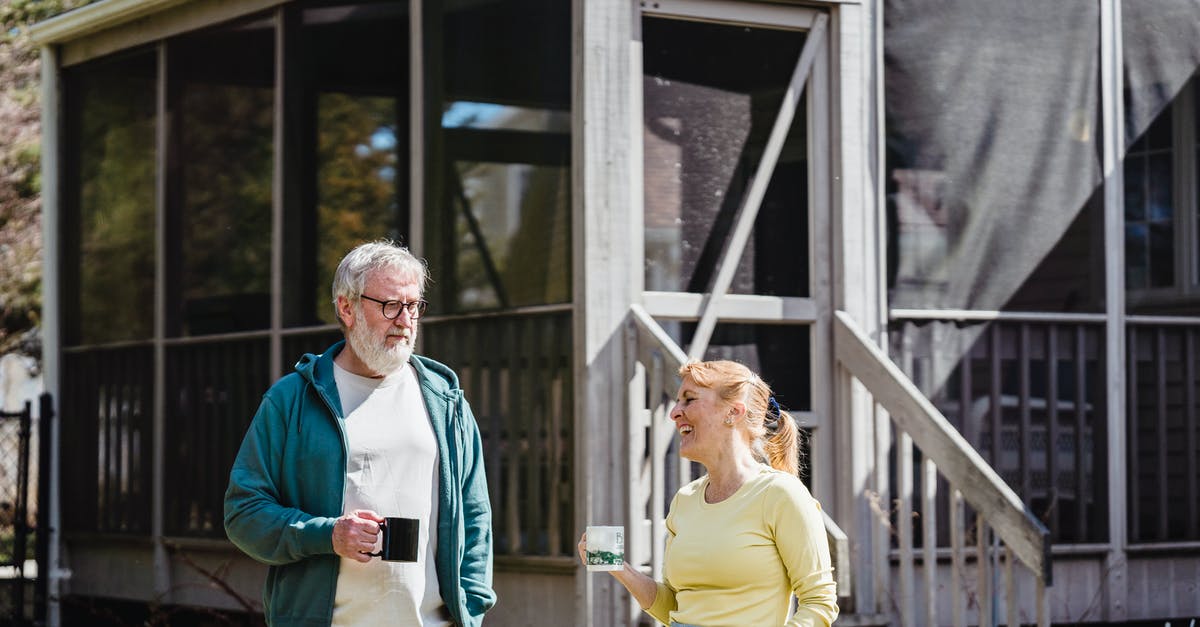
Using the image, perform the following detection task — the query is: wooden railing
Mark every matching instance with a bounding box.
[61,344,154,534]
[889,317,1106,546]
[837,311,1051,627]
[624,304,853,610]
[1127,318,1200,543]
[422,309,575,558]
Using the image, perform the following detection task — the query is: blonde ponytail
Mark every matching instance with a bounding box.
[763,409,799,476]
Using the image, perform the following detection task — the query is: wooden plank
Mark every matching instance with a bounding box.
[1187,329,1198,535]
[649,354,666,579]
[1005,546,1016,627]
[897,433,914,627]
[1036,569,1048,627]
[641,0,821,29]
[873,403,892,616]
[1019,324,1031,501]
[507,319,523,553]
[573,0,638,620]
[822,510,852,605]
[687,14,827,359]
[1046,325,1060,538]
[1154,329,1168,540]
[1099,0,1129,619]
[548,316,565,555]
[950,489,965,627]
[922,457,937,627]
[642,292,818,323]
[834,311,1051,583]
[990,326,1002,488]
[1075,327,1089,541]
[56,0,284,66]
[978,520,992,627]
[1127,328,1139,542]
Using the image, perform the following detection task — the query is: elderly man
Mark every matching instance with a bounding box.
[225,240,495,626]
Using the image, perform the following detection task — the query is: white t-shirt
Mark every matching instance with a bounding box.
[331,362,449,627]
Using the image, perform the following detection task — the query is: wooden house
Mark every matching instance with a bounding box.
[27,0,1200,625]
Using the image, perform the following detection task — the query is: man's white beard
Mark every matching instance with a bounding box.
[348,307,416,375]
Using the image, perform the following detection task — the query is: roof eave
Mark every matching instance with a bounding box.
[26,0,191,45]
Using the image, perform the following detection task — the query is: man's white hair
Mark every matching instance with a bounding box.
[331,240,429,325]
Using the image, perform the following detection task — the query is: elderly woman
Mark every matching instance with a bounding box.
[579,360,839,627]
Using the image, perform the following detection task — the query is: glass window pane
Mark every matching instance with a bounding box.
[171,17,275,336]
[291,3,410,327]
[426,0,572,314]
[643,17,809,297]
[314,94,403,324]
[449,161,570,310]
[68,52,157,346]
[1148,222,1175,288]
[1123,157,1147,222]
[1126,223,1149,290]
[1148,152,1173,221]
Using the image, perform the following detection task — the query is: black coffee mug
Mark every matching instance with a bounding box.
[367,517,420,562]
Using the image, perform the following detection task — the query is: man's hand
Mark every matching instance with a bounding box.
[332,509,385,562]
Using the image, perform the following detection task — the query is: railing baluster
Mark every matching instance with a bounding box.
[922,456,937,627]
[1046,324,1060,538]
[898,431,914,627]
[1187,328,1198,536]
[1155,328,1169,540]
[547,318,563,555]
[504,319,521,553]
[529,317,547,553]
[976,519,991,627]
[649,354,666,579]
[990,325,1002,482]
[1036,564,1048,627]
[1019,323,1031,502]
[1128,326,1140,542]
[950,489,965,627]
[873,402,892,617]
[1075,325,1090,541]
[1004,545,1016,626]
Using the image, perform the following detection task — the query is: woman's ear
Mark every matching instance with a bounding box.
[728,400,747,419]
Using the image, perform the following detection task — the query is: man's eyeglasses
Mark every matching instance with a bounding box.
[360,295,429,320]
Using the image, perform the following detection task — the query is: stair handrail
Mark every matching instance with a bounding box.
[833,310,1052,584]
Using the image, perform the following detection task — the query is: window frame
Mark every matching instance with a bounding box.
[1125,78,1200,310]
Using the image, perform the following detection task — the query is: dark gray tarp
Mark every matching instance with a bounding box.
[885,0,1200,314]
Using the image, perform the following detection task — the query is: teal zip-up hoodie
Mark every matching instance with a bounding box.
[224,341,496,626]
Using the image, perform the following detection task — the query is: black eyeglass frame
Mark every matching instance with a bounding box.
[359,294,429,320]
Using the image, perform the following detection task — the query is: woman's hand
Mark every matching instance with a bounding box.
[576,531,589,566]
[577,530,659,610]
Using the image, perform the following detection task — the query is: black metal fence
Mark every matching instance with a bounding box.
[0,394,50,627]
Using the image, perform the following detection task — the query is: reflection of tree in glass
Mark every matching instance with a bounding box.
[316,94,399,324]
[78,69,156,344]
[502,166,569,305]
[181,83,274,301]
[451,162,570,311]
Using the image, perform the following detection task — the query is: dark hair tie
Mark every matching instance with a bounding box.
[764,396,782,432]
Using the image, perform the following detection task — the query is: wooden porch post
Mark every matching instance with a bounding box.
[1099,0,1129,621]
[831,0,888,615]
[573,0,641,625]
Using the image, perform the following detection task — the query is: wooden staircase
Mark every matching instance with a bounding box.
[622,305,1052,627]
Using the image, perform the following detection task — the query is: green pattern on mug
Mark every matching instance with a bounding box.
[587,549,623,566]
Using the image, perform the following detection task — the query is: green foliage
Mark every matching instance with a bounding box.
[1,0,89,32]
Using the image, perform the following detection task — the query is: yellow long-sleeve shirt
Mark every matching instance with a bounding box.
[645,466,839,627]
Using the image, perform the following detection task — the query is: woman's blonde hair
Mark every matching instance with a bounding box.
[678,360,800,476]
